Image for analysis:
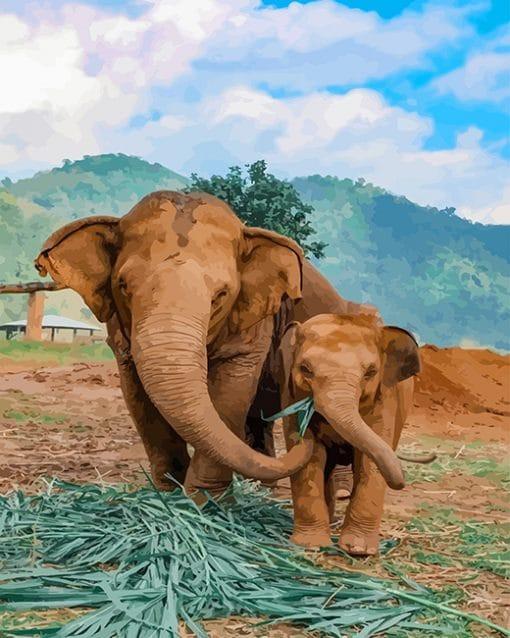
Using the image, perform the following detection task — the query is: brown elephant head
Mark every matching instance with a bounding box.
[279,314,421,490]
[34,191,313,482]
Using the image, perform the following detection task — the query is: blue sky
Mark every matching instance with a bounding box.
[0,0,508,222]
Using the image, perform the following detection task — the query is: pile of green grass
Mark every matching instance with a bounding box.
[0,478,507,637]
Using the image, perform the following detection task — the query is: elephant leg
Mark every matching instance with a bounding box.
[324,450,339,523]
[284,418,331,548]
[184,319,274,495]
[339,446,384,556]
[325,471,337,524]
[324,464,353,523]
[106,316,189,490]
[340,381,412,556]
[333,464,354,499]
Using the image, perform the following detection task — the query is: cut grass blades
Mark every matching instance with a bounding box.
[0,478,508,637]
[408,507,510,578]
[404,450,509,489]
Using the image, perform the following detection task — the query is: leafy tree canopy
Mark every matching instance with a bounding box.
[186,160,327,259]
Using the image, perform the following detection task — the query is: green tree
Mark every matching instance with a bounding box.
[186,160,326,258]
[0,190,34,322]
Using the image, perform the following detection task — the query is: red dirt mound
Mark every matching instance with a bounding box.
[412,345,509,442]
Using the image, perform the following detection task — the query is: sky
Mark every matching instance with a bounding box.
[0,0,509,223]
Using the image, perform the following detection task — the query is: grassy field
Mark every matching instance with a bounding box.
[0,339,114,367]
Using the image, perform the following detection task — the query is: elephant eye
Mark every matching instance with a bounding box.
[212,287,228,306]
[118,278,128,295]
[299,363,313,378]
[364,365,378,379]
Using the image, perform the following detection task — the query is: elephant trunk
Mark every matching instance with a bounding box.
[398,451,437,464]
[313,380,405,490]
[131,286,313,482]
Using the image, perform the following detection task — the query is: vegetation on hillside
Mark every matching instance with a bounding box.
[0,154,188,325]
[294,175,509,350]
[1,155,508,350]
[3,153,187,219]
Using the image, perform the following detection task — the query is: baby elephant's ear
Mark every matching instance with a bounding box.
[382,326,421,387]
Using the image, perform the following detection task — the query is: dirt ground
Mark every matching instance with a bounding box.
[0,344,509,635]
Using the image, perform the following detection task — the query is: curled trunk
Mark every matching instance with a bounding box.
[314,381,405,490]
[398,451,437,464]
[131,298,313,482]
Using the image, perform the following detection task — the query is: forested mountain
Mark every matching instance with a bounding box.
[294,175,509,351]
[0,155,188,325]
[3,154,188,219]
[1,155,508,350]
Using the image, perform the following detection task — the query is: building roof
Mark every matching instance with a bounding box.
[0,314,102,331]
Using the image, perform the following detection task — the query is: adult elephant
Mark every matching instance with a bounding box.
[34,191,389,493]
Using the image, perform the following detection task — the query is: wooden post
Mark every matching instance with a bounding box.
[25,292,45,341]
[0,282,66,343]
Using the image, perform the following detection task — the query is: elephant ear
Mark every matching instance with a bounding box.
[275,322,302,396]
[232,227,304,332]
[35,216,120,323]
[382,326,421,387]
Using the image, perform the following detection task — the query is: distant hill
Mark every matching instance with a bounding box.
[3,153,188,219]
[0,155,189,325]
[293,175,509,351]
[0,155,508,350]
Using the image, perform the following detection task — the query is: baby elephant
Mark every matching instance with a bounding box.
[276,313,420,556]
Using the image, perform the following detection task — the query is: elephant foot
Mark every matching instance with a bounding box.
[291,528,332,548]
[338,524,380,556]
[185,482,231,501]
[183,459,232,498]
[151,478,174,492]
[148,455,190,490]
[187,489,209,507]
[185,482,232,507]
[149,467,181,492]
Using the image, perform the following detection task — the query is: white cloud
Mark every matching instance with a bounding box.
[433,27,510,103]
[435,51,510,103]
[197,0,476,91]
[0,17,99,115]
[209,87,283,127]
[0,0,239,172]
[488,198,510,225]
[0,13,28,43]
[128,87,508,223]
[0,0,507,223]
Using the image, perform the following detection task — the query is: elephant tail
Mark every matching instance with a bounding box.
[397,451,437,464]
